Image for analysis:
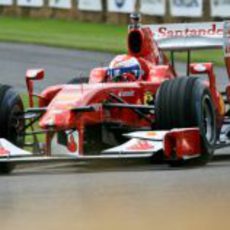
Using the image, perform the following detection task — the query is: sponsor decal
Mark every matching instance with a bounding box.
[0,143,10,156]
[17,0,44,7]
[127,140,155,151]
[172,0,199,7]
[49,0,71,9]
[115,0,125,8]
[144,91,154,105]
[154,23,223,39]
[170,0,203,17]
[78,0,102,11]
[140,0,165,16]
[0,0,13,5]
[118,91,135,97]
[211,0,230,17]
[146,131,157,137]
[67,131,79,153]
[107,0,136,13]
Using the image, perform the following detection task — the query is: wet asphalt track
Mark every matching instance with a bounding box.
[0,42,230,230]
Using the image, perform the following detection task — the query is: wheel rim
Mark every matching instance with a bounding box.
[8,104,24,147]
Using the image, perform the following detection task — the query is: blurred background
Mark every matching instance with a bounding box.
[0,0,229,25]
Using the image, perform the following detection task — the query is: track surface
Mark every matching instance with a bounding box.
[0,43,230,230]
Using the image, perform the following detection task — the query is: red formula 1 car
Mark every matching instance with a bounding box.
[1,14,230,173]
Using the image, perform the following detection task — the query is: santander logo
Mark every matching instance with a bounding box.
[154,23,223,39]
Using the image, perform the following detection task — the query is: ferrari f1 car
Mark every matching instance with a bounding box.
[1,14,230,174]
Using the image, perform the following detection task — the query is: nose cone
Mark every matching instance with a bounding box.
[39,85,85,129]
[39,109,74,129]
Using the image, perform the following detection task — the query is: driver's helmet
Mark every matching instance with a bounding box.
[108,55,143,81]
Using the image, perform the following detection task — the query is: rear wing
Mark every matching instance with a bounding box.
[145,21,230,78]
[146,21,230,54]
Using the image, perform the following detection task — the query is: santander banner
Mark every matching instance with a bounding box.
[148,22,223,40]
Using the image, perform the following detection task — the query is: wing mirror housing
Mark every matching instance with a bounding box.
[26,69,45,80]
[26,69,45,107]
[190,63,212,74]
[190,63,216,90]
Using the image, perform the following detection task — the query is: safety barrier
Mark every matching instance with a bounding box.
[0,0,228,24]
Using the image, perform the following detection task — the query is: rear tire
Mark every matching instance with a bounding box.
[155,77,217,166]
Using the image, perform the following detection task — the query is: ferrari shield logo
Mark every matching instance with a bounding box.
[144,91,154,105]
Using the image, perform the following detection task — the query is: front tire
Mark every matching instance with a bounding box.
[155,77,217,166]
[0,85,24,174]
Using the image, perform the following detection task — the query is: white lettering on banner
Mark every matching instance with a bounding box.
[107,0,137,13]
[170,0,203,17]
[49,0,71,9]
[155,24,223,39]
[17,0,44,7]
[140,0,165,16]
[211,0,230,17]
[149,22,224,40]
[0,0,13,5]
[78,0,102,12]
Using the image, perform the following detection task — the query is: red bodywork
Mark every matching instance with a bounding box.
[25,25,225,159]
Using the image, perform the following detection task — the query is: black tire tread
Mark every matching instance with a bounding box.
[155,77,217,166]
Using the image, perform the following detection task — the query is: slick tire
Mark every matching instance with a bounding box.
[0,84,24,147]
[0,85,24,174]
[155,77,217,166]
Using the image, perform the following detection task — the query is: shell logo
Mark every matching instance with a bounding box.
[146,131,157,137]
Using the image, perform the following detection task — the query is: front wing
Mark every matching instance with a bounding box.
[0,128,202,170]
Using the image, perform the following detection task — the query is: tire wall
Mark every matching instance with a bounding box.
[0,0,225,24]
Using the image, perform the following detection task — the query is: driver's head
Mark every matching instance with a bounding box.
[108,55,143,82]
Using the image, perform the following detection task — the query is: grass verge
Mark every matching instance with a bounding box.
[0,16,127,53]
[0,16,225,66]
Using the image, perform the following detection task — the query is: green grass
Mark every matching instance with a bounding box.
[173,50,225,66]
[0,16,224,65]
[0,16,127,53]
